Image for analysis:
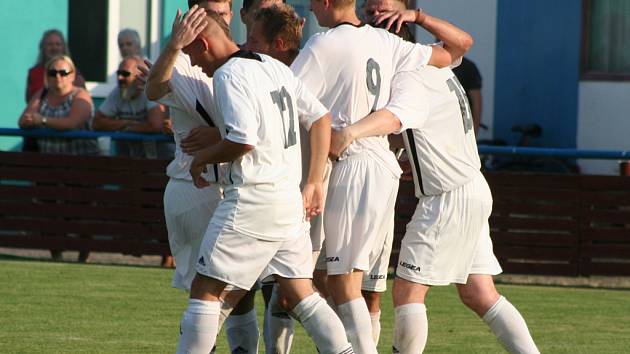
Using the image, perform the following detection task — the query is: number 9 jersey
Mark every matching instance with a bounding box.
[387,66,482,197]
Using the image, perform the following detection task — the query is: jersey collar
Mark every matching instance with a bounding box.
[332,21,366,29]
[228,49,263,62]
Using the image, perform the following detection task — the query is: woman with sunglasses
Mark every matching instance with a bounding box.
[18,54,99,263]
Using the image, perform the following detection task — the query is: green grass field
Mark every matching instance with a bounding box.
[1,258,629,353]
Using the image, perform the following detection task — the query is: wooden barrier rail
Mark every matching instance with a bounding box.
[1,151,629,276]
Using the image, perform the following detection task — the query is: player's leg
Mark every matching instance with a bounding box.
[225,288,260,353]
[325,156,398,354]
[263,229,353,354]
[176,273,227,354]
[177,223,278,354]
[361,216,394,346]
[392,277,431,354]
[263,282,295,354]
[457,227,539,353]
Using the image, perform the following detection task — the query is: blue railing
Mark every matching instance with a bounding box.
[477,145,630,160]
[0,128,172,142]
[1,128,629,160]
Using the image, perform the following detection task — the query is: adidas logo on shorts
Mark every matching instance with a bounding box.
[198,257,206,266]
[399,261,421,272]
[325,256,340,262]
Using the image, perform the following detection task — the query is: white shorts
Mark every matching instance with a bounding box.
[196,222,313,290]
[396,173,502,286]
[323,153,399,275]
[164,178,222,291]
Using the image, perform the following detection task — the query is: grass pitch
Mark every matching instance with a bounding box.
[1,257,629,353]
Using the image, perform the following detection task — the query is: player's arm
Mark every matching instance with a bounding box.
[329,110,401,160]
[469,89,482,135]
[190,139,253,188]
[146,7,208,100]
[303,113,331,219]
[375,9,473,67]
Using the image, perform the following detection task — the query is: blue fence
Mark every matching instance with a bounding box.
[2,128,630,161]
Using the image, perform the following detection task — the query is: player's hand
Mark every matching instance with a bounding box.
[329,128,353,160]
[302,182,324,221]
[190,155,210,188]
[162,118,174,135]
[168,5,208,51]
[373,9,418,33]
[181,126,221,154]
[136,60,152,86]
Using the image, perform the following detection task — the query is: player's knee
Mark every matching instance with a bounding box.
[458,286,499,316]
[361,290,381,312]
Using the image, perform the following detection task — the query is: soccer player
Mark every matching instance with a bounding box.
[143,1,260,352]
[174,7,353,354]
[330,12,540,354]
[290,0,472,352]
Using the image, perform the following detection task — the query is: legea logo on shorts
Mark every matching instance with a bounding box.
[399,261,421,272]
[325,256,340,262]
[370,274,386,280]
[198,257,206,266]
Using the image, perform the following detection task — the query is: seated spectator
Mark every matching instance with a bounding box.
[118,28,143,58]
[24,29,87,152]
[18,54,99,263]
[92,56,170,159]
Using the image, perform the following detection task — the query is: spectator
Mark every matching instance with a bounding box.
[453,57,483,135]
[18,54,99,262]
[24,29,86,152]
[92,56,169,159]
[118,28,143,58]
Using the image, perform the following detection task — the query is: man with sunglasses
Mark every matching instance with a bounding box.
[93,56,168,158]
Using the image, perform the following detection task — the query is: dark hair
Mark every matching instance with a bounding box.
[36,29,70,66]
[206,10,233,39]
[189,0,232,10]
[377,21,416,43]
[254,4,302,55]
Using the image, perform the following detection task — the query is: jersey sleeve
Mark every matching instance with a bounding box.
[213,72,258,147]
[290,40,327,99]
[389,32,433,73]
[292,75,329,131]
[97,90,119,117]
[386,72,430,133]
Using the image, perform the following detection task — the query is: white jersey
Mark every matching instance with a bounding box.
[211,51,328,241]
[157,51,221,182]
[387,66,481,197]
[291,23,433,177]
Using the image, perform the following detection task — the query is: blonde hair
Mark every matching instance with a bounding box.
[254,4,302,56]
[44,55,76,87]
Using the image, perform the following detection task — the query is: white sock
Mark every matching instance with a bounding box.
[370,310,381,346]
[218,299,233,330]
[225,309,259,354]
[292,293,353,354]
[337,298,378,354]
[393,303,427,354]
[264,285,295,354]
[176,299,220,354]
[483,296,540,354]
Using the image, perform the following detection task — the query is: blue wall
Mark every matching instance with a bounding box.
[494,1,581,148]
[0,1,68,150]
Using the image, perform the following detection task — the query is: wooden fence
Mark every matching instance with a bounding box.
[1,151,629,276]
[393,172,630,276]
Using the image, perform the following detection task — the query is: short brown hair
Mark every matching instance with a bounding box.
[204,9,232,39]
[189,0,232,10]
[254,4,302,55]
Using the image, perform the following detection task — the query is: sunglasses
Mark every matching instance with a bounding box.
[117,70,133,78]
[47,69,73,77]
